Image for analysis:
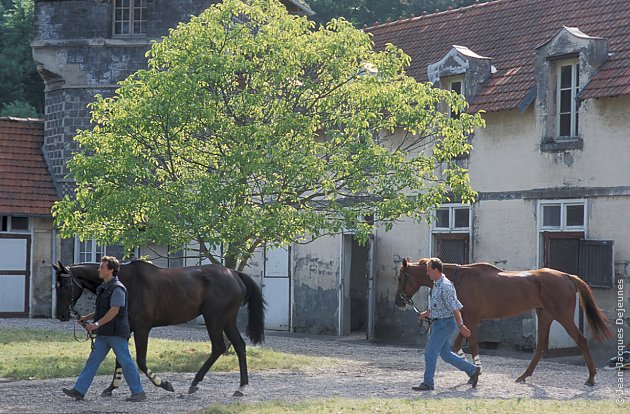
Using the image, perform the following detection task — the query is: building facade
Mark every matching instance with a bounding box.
[361,0,629,349]
[30,0,628,353]
[0,118,57,317]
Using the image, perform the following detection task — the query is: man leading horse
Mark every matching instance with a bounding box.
[411,257,481,391]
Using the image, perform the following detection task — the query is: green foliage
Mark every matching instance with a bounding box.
[0,100,39,117]
[52,0,484,270]
[0,0,43,114]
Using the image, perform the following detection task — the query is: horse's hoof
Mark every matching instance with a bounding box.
[101,388,113,397]
[232,385,247,397]
[162,381,175,392]
[515,377,526,384]
[188,385,199,394]
[585,379,595,386]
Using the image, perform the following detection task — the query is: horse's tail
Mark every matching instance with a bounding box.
[237,271,266,344]
[569,274,613,342]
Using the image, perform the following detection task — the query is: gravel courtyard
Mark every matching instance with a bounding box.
[0,318,623,413]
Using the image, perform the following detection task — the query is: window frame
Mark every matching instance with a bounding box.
[447,76,465,119]
[555,59,580,139]
[112,0,147,37]
[0,215,30,233]
[432,203,471,233]
[538,199,587,233]
[74,237,107,263]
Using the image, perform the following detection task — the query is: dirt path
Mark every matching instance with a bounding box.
[0,319,623,413]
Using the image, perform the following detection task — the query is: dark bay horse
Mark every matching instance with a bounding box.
[53,260,265,396]
[395,258,613,386]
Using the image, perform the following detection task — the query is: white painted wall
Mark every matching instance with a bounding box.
[470,96,630,192]
[473,199,538,270]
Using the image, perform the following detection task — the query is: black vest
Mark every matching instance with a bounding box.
[94,278,131,338]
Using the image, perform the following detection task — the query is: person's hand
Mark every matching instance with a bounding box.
[419,310,429,321]
[459,324,471,338]
[84,323,98,333]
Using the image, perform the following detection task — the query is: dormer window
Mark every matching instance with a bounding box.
[536,27,608,152]
[447,77,464,119]
[556,59,579,138]
[427,45,493,113]
[113,0,147,36]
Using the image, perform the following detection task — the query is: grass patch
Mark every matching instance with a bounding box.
[200,398,627,414]
[0,328,333,380]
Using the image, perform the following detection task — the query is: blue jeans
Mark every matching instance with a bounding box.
[423,316,477,386]
[74,335,144,395]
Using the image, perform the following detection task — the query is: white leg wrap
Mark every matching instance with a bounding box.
[147,369,163,386]
[113,368,123,388]
[457,349,467,360]
[473,355,481,367]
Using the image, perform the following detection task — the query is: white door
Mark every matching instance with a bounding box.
[262,246,290,331]
[0,235,30,316]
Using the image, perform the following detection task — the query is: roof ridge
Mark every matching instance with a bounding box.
[366,0,504,30]
[0,116,44,124]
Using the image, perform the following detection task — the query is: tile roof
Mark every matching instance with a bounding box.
[0,118,58,216]
[367,0,630,112]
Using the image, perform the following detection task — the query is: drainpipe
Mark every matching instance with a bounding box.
[51,227,57,318]
[367,232,376,340]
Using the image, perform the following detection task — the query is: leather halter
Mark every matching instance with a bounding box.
[57,267,95,345]
[398,265,431,334]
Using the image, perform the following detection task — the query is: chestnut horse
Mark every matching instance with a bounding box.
[395,258,612,386]
[54,260,265,396]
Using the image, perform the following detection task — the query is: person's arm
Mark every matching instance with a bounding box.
[85,307,120,332]
[453,309,471,338]
[419,309,431,320]
[78,312,95,324]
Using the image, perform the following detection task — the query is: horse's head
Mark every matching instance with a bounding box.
[53,261,86,321]
[394,258,432,307]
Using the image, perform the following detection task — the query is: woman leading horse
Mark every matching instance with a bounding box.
[54,260,265,396]
[395,258,612,386]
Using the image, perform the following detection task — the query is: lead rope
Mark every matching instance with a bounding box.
[70,305,95,351]
[403,294,432,335]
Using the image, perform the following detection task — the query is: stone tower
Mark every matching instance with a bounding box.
[31,0,313,262]
[32,0,313,198]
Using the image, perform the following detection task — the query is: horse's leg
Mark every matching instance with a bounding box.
[101,358,123,397]
[557,316,597,386]
[134,328,175,392]
[189,319,227,394]
[452,333,467,360]
[466,320,482,369]
[223,320,248,396]
[516,309,552,383]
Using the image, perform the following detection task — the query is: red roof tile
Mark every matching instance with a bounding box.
[367,0,630,112]
[0,118,58,216]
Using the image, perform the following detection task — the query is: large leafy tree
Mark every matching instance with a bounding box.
[0,0,43,116]
[53,0,484,270]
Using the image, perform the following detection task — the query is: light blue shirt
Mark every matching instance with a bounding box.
[110,286,126,308]
[429,275,463,319]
